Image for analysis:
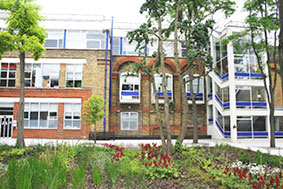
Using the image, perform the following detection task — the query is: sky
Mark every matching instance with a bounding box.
[35,0,247,25]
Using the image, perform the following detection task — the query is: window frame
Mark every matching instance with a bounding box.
[120,112,138,130]
[64,103,81,129]
[184,75,204,104]
[65,64,83,88]
[24,102,58,129]
[152,73,173,103]
[0,62,16,88]
[120,72,140,103]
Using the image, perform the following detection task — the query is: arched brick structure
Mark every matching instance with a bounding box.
[147,58,177,73]
[113,57,142,72]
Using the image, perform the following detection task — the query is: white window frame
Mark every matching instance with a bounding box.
[64,103,81,129]
[86,31,105,49]
[0,62,16,87]
[44,30,64,48]
[184,75,204,104]
[121,112,138,130]
[24,102,58,129]
[120,72,140,103]
[152,73,173,103]
[66,64,83,88]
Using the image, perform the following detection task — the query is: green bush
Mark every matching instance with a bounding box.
[92,167,104,186]
[70,165,86,189]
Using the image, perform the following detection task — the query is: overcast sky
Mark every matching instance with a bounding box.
[35,0,247,24]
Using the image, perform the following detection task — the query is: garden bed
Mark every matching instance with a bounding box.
[0,142,282,188]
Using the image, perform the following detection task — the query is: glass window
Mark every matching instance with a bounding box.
[24,103,58,129]
[121,112,138,130]
[44,30,64,48]
[0,103,14,116]
[66,64,83,88]
[64,103,81,129]
[153,74,173,102]
[0,63,16,87]
[276,117,283,132]
[112,37,120,55]
[237,116,252,132]
[236,87,251,102]
[185,75,204,101]
[253,116,266,131]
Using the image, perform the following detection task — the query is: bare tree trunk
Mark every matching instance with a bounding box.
[173,0,189,144]
[16,51,25,148]
[94,123,97,144]
[270,103,275,147]
[157,9,172,156]
[279,0,283,94]
[192,96,198,143]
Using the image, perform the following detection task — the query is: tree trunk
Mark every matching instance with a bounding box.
[94,123,97,144]
[16,51,25,148]
[270,103,275,148]
[279,0,283,94]
[157,9,172,156]
[192,96,198,144]
[173,0,189,144]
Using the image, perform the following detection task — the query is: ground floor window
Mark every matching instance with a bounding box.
[64,103,81,129]
[276,117,283,132]
[0,103,14,116]
[121,112,138,130]
[237,116,267,138]
[24,103,58,129]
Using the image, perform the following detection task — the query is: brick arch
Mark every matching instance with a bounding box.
[180,60,188,70]
[147,58,177,73]
[113,57,142,72]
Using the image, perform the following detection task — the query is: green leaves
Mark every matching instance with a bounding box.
[82,95,106,126]
[0,0,46,58]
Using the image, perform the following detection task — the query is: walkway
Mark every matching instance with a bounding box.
[1,138,283,156]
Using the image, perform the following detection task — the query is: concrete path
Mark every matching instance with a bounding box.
[1,138,283,156]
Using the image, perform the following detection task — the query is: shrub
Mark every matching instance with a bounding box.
[70,165,86,189]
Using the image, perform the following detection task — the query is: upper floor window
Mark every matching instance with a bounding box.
[44,30,64,48]
[121,112,138,130]
[120,73,140,103]
[214,39,228,79]
[163,41,174,57]
[0,62,16,87]
[184,75,204,102]
[152,73,173,103]
[86,32,105,49]
[24,103,58,129]
[64,103,81,129]
[236,86,266,109]
[66,64,82,88]
[24,63,60,88]
[215,83,230,109]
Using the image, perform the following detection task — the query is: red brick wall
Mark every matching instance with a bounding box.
[0,88,92,139]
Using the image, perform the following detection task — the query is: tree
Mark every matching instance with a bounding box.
[82,95,106,144]
[171,0,235,143]
[227,0,279,147]
[0,0,46,148]
[279,0,283,93]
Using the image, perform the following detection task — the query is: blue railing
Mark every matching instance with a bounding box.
[235,72,263,78]
[186,93,203,97]
[236,101,267,108]
[208,93,212,99]
[215,95,230,108]
[215,120,231,137]
[157,92,172,97]
[216,73,229,81]
[208,118,213,123]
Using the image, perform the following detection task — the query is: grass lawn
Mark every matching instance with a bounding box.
[0,142,282,188]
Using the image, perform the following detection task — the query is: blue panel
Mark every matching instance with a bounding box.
[252,102,267,107]
[208,118,213,122]
[216,120,231,137]
[145,42,148,55]
[235,72,250,77]
[121,91,139,96]
[157,92,172,97]
[215,95,223,106]
[223,102,230,108]
[251,73,263,78]
[275,132,283,136]
[186,93,203,97]
[236,102,251,106]
[253,132,268,136]
[237,132,252,137]
[222,73,229,80]
[208,93,212,98]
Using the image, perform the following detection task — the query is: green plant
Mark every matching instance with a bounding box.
[70,165,86,189]
[92,167,104,186]
[173,138,182,153]
[106,160,120,187]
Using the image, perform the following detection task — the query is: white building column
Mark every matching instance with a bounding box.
[227,39,237,142]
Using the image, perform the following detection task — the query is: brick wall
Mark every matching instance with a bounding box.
[110,56,207,137]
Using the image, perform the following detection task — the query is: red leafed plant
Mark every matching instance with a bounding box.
[103,143,124,161]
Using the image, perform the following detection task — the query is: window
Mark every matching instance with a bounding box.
[24,63,60,88]
[184,75,204,102]
[66,30,85,49]
[64,103,81,129]
[163,41,174,57]
[215,83,229,108]
[86,32,105,49]
[123,38,145,55]
[121,112,138,130]
[0,63,16,87]
[0,103,13,115]
[237,116,267,138]
[66,64,82,88]
[120,73,140,103]
[236,86,266,108]
[44,30,64,48]
[276,117,283,132]
[152,73,173,102]
[214,39,228,78]
[216,110,230,132]
[112,37,120,55]
[24,103,58,129]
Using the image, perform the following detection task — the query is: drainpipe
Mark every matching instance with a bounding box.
[103,29,109,134]
[120,37,123,55]
[63,29,67,48]
[109,17,114,109]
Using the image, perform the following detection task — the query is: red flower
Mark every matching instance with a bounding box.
[249,173,252,181]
